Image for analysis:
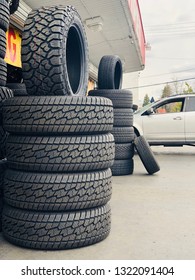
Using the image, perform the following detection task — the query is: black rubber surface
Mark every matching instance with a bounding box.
[112,126,134,143]
[4,168,112,211]
[9,0,19,14]
[0,196,2,232]
[3,96,113,135]
[0,126,7,159]
[0,0,10,31]
[111,159,134,176]
[6,134,115,172]
[98,55,123,89]
[88,89,133,108]
[115,143,134,160]
[6,83,28,96]
[2,203,111,249]
[0,29,6,58]
[22,5,89,96]
[0,159,6,196]
[134,136,160,175]
[0,86,13,124]
[114,108,133,127]
[0,57,7,86]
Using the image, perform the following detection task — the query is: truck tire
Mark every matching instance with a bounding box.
[22,5,89,96]
[88,89,133,108]
[3,96,113,134]
[111,159,134,176]
[0,29,6,59]
[98,55,123,89]
[115,143,134,160]
[114,108,133,127]
[4,169,112,211]
[0,0,10,32]
[0,126,7,159]
[6,83,28,96]
[6,134,115,172]
[0,58,7,86]
[134,136,160,175]
[2,203,111,249]
[0,86,13,124]
[112,126,134,143]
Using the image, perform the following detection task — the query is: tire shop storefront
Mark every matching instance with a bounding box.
[7,0,145,91]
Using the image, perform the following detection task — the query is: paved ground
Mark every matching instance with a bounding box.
[0,145,195,260]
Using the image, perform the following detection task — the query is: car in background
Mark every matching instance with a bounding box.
[133,94,195,146]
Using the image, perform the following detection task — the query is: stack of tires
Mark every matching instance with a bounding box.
[0,0,14,231]
[89,55,135,176]
[2,5,115,249]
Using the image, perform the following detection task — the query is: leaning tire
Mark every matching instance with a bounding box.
[22,5,89,96]
[111,159,134,176]
[88,89,133,108]
[134,136,160,174]
[0,58,7,86]
[3,96,113,134]
[98,55,123,90]
[0,0,10,32]
[6,134,115,172]
[2,203,111,249]
[4,169,112,211]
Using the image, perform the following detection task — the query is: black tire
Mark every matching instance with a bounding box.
[0,86,13,124]
[134,136,160,175]
[4,169,112,211]
[0,159,7,196]
[3,96,113,135]
[88,89,133,108]
[112,126,135,143]
[98,55,123,89]
[0,29,6,59]
[0,0,10,31]
[115,143,134,160]
[2,203,111,249]
[0,57,7,86]
[6,83,28,96]
[0,126,7,159]
[9,0,19,14]
[0,196,3,232]
[114,108,133,127]
[6,134,115,172]
[111,159,134,176]
[22,5,89,96]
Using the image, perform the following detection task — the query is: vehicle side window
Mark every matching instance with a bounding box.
[154,100,184,114]
[186,96,195,112]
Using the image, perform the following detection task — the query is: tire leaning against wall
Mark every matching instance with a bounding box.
[22,5,89,96]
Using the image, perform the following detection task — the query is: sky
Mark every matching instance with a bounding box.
[137,0,195,102]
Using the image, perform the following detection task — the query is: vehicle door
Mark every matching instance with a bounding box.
[184,96,195,143]
[141,97,185,143]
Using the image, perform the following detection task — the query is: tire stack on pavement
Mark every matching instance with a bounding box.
[0,0,14,231]
[2,5,115,250]
[89,55,135,176]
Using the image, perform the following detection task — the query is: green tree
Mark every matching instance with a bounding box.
[142,94,150,106]
[183,82,194,94]
[161,84,172,98]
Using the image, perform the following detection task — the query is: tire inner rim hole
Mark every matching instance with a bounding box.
[66,26,82,94]
[114,61,122,89]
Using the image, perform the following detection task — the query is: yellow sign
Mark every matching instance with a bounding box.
[5,27,22,68]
